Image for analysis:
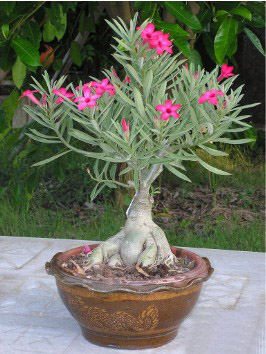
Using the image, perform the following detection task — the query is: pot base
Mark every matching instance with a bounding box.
[81,327,178,349]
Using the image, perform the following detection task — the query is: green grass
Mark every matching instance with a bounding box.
[0,146,264,252]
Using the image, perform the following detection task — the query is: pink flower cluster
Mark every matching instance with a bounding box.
[51,78,116,111]
[139,23,173,56]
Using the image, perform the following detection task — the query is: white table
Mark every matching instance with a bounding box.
[0,236,265,354]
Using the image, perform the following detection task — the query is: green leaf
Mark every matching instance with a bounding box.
[126,64,142,85]
[188,49,202,69]
[143,69,153,101]
[55,5,67,40]
[70,41,82,67]
[0,42,15,71]
[113,83,135,106]
[22,21,42,47]
[202,33,217,63]
[216,138,255,145]
[230,7,252,21]
[173,36,191,57]
[119,166,132,176]
[11,38,40,67]
[2,24,9,39]
[246,2,265,19]
[133,87,147,119]
[43,18,56,42]
[0,1,15,15]
[1,89,20,128]
[32,150,71,167]
[244,27,265,56]
[12,57,26,89]
[197,158,231,175]
[154,20,189,38]
[45,3,65,34]
[214,17,238,64]
[69,129,97,144]
[164,1,202,30]
[226,35,238,58]
[165,164,191,182]
[198,144,228,157]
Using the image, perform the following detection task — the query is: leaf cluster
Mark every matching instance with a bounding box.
[25,14,260,200]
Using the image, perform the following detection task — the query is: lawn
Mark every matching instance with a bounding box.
[0,146,264,252]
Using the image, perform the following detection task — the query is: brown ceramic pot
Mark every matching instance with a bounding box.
[45,244,213,349]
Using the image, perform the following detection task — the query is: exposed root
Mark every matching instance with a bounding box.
[86,228,125,268]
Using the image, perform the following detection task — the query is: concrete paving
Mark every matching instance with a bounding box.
[0,236,265,354]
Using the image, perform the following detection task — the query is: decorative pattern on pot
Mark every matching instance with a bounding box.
[67,295,158,331]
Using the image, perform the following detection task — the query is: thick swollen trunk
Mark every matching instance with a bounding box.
[87,165,178,269]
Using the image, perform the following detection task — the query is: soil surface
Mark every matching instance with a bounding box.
[61,251,195,280]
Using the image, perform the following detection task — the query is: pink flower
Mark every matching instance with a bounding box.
[91,78,116,96]
[83,245,92,254]
[52,88,74,104]
[155,100,182,120]
[198,89,224,106]
[121,118,129,132]
[75,82,92,91]
[123,75,131,84]
[112,68,119,79]
[217,64,235,82]
[74,88,100,110]
[41,94,47,105]
[148,31,173,55]
[20,90,41,106]
[141,23,157,42]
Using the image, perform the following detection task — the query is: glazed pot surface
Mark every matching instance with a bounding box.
[46,245,213,349]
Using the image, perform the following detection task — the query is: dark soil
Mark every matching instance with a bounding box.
[61,250,195,280]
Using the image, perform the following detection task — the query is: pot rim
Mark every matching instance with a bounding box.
[45,244,213,294]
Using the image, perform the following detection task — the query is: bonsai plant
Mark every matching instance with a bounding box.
[22,14,257,349]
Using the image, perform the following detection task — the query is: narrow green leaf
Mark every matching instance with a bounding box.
[244,27,265,56]
[119,166,132,176]
[113,83,135,106]
[197,158,231,175]
[164,1,202,30]
[126,64,142,85]
[32,150,70,167]
[110,164,117,180]
[12,57,26,89]
[216,138,255,144]
[198,144,228,157]
[133,87,147,119]
[69,129,97,144]
[165,164,191,182]
[143,70,153,101]
[214,17,238,63]
[11,38,40,67]
[27,133,60,144]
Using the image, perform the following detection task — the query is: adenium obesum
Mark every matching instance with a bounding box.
[23,15,254,274]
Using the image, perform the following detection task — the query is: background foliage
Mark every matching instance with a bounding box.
[0,1,265,219]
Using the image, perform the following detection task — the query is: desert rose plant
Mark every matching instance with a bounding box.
[23,15,258,272]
